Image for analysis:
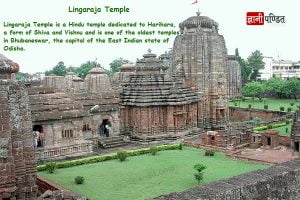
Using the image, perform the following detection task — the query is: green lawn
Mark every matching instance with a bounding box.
[230,98,300,112]
[271,124,292,136]
[38,148,269,200]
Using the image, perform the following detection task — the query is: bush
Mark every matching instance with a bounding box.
[286,127,289,133]
[280,106,285,111]
[248,104,252,109]
[204,149,215,156]
[117,151,128,162]
[286,120,290,125]
[234,102,238,106]
[45,162,57,174]
[264,104,268,110]
[287,107,292,112]
[150,146,158,156]
[267,124,272,129]
[179,143,183,150]
[290,102,295,106]
[74,176,85,184]
[37,144,181,171]
[194,164,206,184]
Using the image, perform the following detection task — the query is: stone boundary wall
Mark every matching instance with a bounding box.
[37,176,86,199]
[230,107,286,121]
[154,158,300,200]
[279,135,291,147]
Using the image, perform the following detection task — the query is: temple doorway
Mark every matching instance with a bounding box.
[99,119,112,137]
[267,137,271,146]
[33,125,44,147]
[295,142,300,152]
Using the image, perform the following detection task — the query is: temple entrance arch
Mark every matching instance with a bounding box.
[99,115,113,137]
[33,125,44,147]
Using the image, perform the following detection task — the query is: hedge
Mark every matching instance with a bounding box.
[37,144,181,171]
[252,120,292,132]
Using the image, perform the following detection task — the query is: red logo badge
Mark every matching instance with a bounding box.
[246,12,264,25]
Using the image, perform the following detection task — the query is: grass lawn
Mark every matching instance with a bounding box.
[230,98,300,112]
[38,147,269,200]
[271,123,292,136]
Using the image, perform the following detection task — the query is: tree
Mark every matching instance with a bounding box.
[194,164,206,184]
[235,48,250,85]
[45,61,67,76]
[241,82,266,100]
[284,78,300,99]
[247,50,265,81]
[75,61,97,78]
[107,58,129,77]
[265,78,286,98]
[15,72,27,80]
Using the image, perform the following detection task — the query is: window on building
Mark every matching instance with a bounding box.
[61,129,74,138]
[82,124,91,131]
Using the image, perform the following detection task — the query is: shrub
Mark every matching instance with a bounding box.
[286,120,290,125]
[37,144,181,171]
[194,164,206,184]
[150,146,158,156]
[267,124,272,129]
[204,149,215,156]
[264,104,268,110]
[286,127,289,133]
[74,176,85,184]
[117,151,128,162]
[280,106,285,111]
[234,102,238,106]
[290,102,295,106]
[287,107,292,112]
[45,162,57,174]
[248,104,252,109]
[179,143,183,150]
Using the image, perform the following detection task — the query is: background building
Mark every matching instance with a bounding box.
[258,57,300,80]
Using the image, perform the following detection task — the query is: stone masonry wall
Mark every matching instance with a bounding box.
[0,80,37,200]
[230,107,286,121]
[154,157,300,200]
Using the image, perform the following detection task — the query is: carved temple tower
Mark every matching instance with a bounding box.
[172,12,229,130]
[0,54,37,199]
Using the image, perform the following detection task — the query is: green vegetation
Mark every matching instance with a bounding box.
[74,176,85,184]
[44,57,130,78]
[107,57,129,77]
[38,148,269,200]
[45,162,57,174]
[230,98,300,112]
[193,164,206,184]
[253,121,292,136]
[272,124,292,136]
[235,49,265,83]
[241,78,300,100]
[204,149,215,156]
[37,144,181,171]
[117,151,128,162]
[150,146,159,156]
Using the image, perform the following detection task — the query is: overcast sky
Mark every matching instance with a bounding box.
[0,0,299,73]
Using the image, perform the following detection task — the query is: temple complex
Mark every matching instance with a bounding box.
[0,54,37,200]
[171,11,229,131]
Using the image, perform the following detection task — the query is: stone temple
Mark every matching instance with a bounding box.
[120,50,200,142]
[172,11,229,131]
[0,54,37,199]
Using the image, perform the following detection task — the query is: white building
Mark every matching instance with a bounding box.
[258,57,300,80]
